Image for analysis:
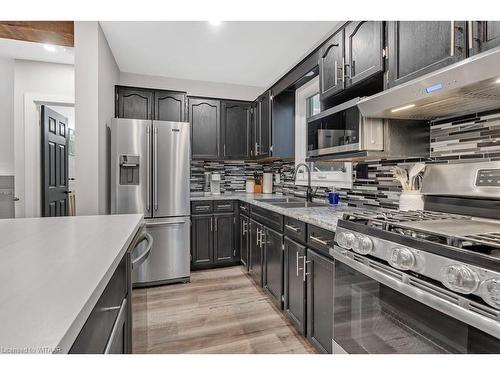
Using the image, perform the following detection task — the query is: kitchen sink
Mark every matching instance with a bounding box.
[255,197,305,203]
[267,201,327,208]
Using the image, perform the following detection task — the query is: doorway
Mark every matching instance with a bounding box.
[40,104,75,217]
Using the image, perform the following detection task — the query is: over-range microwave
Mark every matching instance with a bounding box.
[306,97,430,161]
[307,97,383,158]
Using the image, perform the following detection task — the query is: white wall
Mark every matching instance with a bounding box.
[75,21,119,216]
[13,60,74,217]
[98,23,120,214]
[0,57,14,176]
[120,71,264,101]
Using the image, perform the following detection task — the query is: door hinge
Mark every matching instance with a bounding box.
[382,46,388,59]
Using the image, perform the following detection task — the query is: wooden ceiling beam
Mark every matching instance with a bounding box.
[0,21,74,47]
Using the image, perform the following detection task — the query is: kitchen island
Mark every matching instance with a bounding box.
[0,214,144,354]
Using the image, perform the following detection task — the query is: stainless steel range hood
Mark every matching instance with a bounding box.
[358,46,500,120]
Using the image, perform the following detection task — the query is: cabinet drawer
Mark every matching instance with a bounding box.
[213,200,234,213]
[238,202,250,215]
[70,254,127,353]
[191,201,213,214]
[250,205,283,232]
[307,224,335,257]
[284,216,307,244]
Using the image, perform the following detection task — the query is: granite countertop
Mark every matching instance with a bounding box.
[0,214,143,354]
[191,192,358,232]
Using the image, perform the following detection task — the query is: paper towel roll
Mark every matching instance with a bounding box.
[263,173,273,194]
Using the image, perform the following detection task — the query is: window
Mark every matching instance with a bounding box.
[294,76,352,189]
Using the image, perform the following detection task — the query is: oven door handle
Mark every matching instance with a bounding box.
[331,246,500,340]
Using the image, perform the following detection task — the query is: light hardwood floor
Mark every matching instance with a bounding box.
[132,266,317,354]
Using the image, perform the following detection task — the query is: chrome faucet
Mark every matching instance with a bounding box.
[294,163,313,202]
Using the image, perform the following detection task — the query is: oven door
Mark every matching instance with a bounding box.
[331,247,500,354]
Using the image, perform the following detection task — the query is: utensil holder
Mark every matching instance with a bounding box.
[399,191,424,211]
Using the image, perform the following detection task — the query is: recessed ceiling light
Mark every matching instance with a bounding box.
[391,104,416,113]
[209,20,222,27]
[43,44,57,52]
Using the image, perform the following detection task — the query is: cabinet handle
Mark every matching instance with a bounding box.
[303,257,312,282]
[342,56,346,85]
[310,235,330,247]
[467,21,474,54]
[260,230,265,248]
[256,228,261,246]
[223,144,226,157]
[217,204,232,209]
[296,252,304,276]
[450,21,455,57]
[214,217,218,232]
[210,217,213,232]
[242,221,247,235]
[285,224,300,233]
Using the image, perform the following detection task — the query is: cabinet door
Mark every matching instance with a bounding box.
[263,227,284,309]
[189,98,221,160]
[221,100,251,159]
[387,21,465,88]
[306,249,334,354]
[471,21,500,55]
[214,213,235,263]
[191,214,213,266]
[116,86,153,120]
[256,92,271,157]
[249,220,263,287]
[240,215,249,270]
[345,21,384,87]
[319,30,345,100]
[250,101,258,158]
[284,237,306,335]
[154,90,186,122]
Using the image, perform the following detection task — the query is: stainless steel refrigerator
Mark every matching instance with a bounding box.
[111,118,190,286]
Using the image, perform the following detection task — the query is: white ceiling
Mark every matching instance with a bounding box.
[100,21,337,88]
[0,38,74,65]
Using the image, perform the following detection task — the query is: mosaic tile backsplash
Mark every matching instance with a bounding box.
[191,110,500,210]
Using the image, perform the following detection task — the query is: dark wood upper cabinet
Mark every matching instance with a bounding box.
[470,21,500,55]
[319,29,345,100]
[154,90,186,121]
[189,97,221,160]
[255,91,271,158]
[116,86,153,120]
[344,21,384,87]
[221,100,251,159]
[387,21,466,88]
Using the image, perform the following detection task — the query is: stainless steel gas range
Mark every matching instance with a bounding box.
[331,161,500,354]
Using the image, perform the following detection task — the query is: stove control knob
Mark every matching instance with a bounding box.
[352,235,373,255]
[388,247,416,271]
[336,231,355,250]
[480,279,500,309]
[441,264,479,294]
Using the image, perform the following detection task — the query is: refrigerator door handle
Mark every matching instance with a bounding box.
[146,126,151,213]
[153,126,158,211]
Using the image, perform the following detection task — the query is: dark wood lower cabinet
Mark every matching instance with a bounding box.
[214,213,235,263]
[263,227,283,309]
[239,214,250,270]
[249,219,264,287]
[284,237,307,335]
[191,214,213,267]
[306,249,334,354]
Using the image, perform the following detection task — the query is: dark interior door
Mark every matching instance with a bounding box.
[41,106,69,217]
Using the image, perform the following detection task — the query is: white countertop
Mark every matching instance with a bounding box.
[191,192,357,232]
[0,214,143,354]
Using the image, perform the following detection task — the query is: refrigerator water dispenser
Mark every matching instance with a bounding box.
[119,155,140,185]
